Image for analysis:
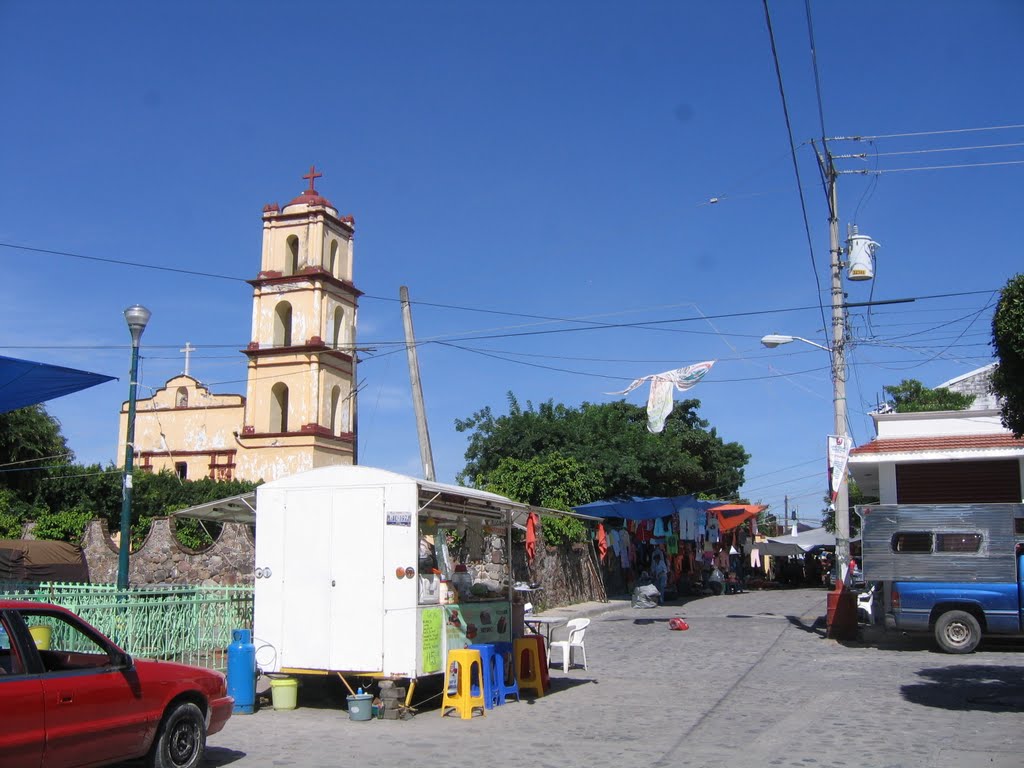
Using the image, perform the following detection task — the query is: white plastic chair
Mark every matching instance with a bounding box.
[548,618,589,672]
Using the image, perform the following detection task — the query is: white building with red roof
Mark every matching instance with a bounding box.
[848,365,1024,505]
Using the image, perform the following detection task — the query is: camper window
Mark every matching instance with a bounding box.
[935,533,982,553]
[1015,518,1024,535]
[892,532,932,553]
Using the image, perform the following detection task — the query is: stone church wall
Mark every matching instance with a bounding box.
[77,517,255,586]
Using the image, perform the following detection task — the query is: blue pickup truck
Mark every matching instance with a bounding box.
[858,503,1024,654]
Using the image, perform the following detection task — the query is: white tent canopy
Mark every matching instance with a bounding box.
[757,526,836,556]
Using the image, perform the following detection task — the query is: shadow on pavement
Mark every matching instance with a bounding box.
[115,748,246,768]
[202,748,248,766]
[785,614,827,637]
[902,665,1024,710]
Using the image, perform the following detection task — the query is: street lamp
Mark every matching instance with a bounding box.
[760,334,830,352]
[760,329,852,585]
[118,304,151,590]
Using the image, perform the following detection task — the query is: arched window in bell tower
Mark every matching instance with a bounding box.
[330,385,342,434]
[271,382,289,432]
[332,307,344,349]
[285,235,299,275]
[329,240,338,277]
[175,387,188,408]
[274,302,293,347]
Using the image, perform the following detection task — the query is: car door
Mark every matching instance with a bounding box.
[17,608,149,768]
[0,612,44,766]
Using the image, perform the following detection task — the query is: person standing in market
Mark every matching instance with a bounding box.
[651,549,668,597]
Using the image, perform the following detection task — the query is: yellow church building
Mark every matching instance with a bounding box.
[117,168,359,482]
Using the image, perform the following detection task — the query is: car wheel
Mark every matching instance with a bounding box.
[934,610,981,654]
[147,701,207,768]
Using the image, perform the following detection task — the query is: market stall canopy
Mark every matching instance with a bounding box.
[0,354,115,414]
[573,495,723,521]
[758,526,837,556]
[708,504,766,532]
[0,539,90,582]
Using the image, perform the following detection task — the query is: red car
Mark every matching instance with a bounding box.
[0,600,233,768]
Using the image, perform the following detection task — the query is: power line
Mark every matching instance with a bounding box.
[0,242,246,282]
[830,123,1024,142]
[842,159,1024,175]
[834,141,1024,159]
[762,0,830,344]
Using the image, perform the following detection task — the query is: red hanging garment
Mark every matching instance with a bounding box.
[597,523,608,562]
[526,512,538,563]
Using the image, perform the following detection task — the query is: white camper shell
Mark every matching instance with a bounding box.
[253,465,530,683]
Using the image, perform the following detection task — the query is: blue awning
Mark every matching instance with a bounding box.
[0,355,116,414]
[573,495,724,521]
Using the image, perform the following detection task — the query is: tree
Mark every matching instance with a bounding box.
[883,379,974,413]
[456,393,749,500]
[480,454,604,546]
[821,480,877,536]
[0,405,71,500]
[991,273,1024,437]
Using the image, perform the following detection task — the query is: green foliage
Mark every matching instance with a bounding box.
[457,394,749,500]
[883,379,974,413]
[32,504,93,542]
[539,514,588,546]
[170,513,218,551]
[480,454,600,547]
[820,481,877,535]
[480,455,604,512]
[992,273,1024,437]
[34,466,253,548]
[0,405,72,500]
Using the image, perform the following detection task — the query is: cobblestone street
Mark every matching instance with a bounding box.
[190,588,1024,768]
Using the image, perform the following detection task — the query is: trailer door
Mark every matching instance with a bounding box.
[279,488,336,669]
[329,486,385,671]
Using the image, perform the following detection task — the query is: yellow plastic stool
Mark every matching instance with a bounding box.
[440,649,486,719]
[513,637,545,698]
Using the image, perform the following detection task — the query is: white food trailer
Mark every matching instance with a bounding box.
[251,465,535,700]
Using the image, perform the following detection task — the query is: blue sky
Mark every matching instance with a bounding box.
[1,1,1021,526]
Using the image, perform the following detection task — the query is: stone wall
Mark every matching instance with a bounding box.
[24,517,611,605]
[79,517,255,586]
[511,536,609,610]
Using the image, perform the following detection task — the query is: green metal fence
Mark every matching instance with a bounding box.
[0,581,253,671]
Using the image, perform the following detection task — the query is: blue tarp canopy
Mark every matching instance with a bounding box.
[573,495,724,521]
[0,355,116,414]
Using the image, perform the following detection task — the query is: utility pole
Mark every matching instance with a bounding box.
[825,153,852,586]
[400,286,435,481]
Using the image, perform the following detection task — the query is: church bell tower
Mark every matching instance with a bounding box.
[235,167,359,479]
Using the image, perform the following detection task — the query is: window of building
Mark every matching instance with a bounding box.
[175,386,188,408]
[273,302,292,347]
[329,240,338,276]
[892,532,932,553]
[935,533,982,552]
[285,235,299,275]
[333,307,344,349]
[271,383,289,432]
[330,385,341,434]
[175,462,187,480]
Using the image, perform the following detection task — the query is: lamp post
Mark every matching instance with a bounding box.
[761,325,852,585]
[118,304,151,590]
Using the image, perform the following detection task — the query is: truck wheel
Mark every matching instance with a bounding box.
[147,702,207,768]
[934,610,981,654]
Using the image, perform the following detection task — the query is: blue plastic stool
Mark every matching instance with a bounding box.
[491,641,520,705]
[468,643,501,709]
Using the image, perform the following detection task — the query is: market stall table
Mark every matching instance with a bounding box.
[524,615,568,645]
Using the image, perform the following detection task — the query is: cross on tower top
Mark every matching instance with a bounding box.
[302,165,323,193]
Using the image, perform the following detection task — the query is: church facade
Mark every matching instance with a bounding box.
[117,168,359,483]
